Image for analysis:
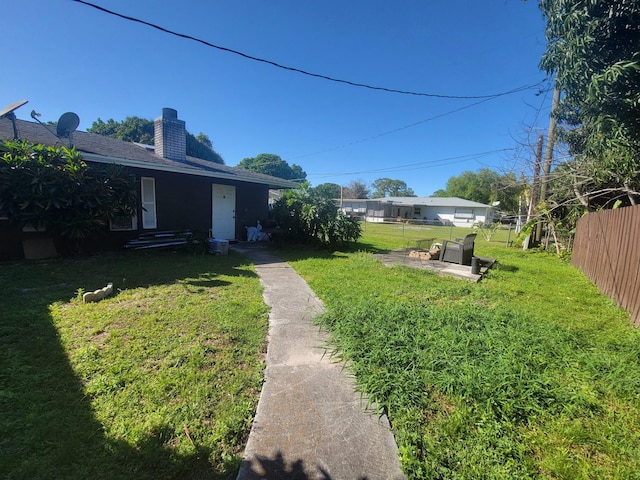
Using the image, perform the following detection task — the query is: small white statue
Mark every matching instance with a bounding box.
[246,221,267,241]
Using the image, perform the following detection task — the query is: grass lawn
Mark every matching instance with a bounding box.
[275,223,640,479]
[0,251,268,480]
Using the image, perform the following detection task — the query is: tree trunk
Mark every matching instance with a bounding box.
[573,175,591,210]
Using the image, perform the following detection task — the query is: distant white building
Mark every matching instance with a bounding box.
[339,199,368,217]
[338,197,493,227]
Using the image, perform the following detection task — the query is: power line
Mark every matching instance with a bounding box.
[528,77,554,128]
[288,97,499,161]
[285,81,551,164]
[307,148,516,178]
[72,0,544,100]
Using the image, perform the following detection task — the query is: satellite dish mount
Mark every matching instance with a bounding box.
[0,100,29,140]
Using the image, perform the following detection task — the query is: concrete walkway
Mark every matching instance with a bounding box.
[234,244,406,480]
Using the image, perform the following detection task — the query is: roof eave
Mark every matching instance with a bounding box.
[82,152,298,189]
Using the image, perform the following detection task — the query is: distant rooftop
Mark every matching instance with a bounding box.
[339,197,492,208]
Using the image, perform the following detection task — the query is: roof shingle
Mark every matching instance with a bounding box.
[0,118,297,189]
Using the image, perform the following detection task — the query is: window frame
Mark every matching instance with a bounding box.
[109,215,137,231]
[141,177,157,229]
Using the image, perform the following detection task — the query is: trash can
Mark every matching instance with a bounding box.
[208,238,229,255]
[471,256,480,274]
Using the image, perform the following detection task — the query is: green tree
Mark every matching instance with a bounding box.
[435,168,523,213]
[271,185,361,247]
[185,132,224,164]
[237,153,307,181]
[445,170,495,204]
[195,132,212,149]
[539,0,640,208]
[0,140,137,254]
[371,178,416,198]
[88,116,224,164]
[313,183,342,199]
[89,117,154,144]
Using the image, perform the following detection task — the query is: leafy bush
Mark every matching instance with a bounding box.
[0,140,137,253]
[271,185,361,247]
[473,221,501,241]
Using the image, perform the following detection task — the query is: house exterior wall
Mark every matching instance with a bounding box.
[363,200,492,226]
[365,201,413,221]
[151,170,212,231]
[365,201,386,222]
[0,166,272,259]
[1,108,292,259]
[422,206,490,226]
[339,200,367,216]
[235,183,270,237]
[135,168,269,240]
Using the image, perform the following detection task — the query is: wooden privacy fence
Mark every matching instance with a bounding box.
[572,205,640,326]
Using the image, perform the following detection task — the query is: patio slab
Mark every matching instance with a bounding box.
[374,248,495,282]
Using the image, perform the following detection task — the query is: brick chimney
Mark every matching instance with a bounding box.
[154,108,186,162]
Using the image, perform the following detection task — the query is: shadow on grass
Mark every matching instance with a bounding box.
[101,250,260,291]
[347,241,390,255]
[0,251,256,480]
[182,272,234,290]
[494,263,519,273]
[264,240,390,263]
[1,306,222,479]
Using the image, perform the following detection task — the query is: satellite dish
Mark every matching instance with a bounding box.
[56,112,80,139]
[0,100,28,119]
[0,100,28,139]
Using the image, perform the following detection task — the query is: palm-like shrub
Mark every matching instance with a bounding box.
[271,186,361,247]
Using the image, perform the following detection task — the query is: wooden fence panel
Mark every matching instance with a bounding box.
[572,205,640,326]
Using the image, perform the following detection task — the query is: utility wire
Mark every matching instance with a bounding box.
[72,0,544,100]
[308,148,516,178]
[288,82,553,162]
[288,96,498,161]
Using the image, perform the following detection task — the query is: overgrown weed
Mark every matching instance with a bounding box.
[282,228,640,479]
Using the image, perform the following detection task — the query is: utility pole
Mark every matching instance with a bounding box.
[528,134,544,222]
[529,134,544,244]
[540,84,560,205]
[536,83,560,244]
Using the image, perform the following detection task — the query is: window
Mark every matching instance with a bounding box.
[110,215,137,231]
[141,177,157,229]
[454,208,475,219]
[413,206,421,215]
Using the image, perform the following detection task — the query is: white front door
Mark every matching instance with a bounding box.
[212,184,236,239]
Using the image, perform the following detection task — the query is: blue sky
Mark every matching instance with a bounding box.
[2,0,552,196]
